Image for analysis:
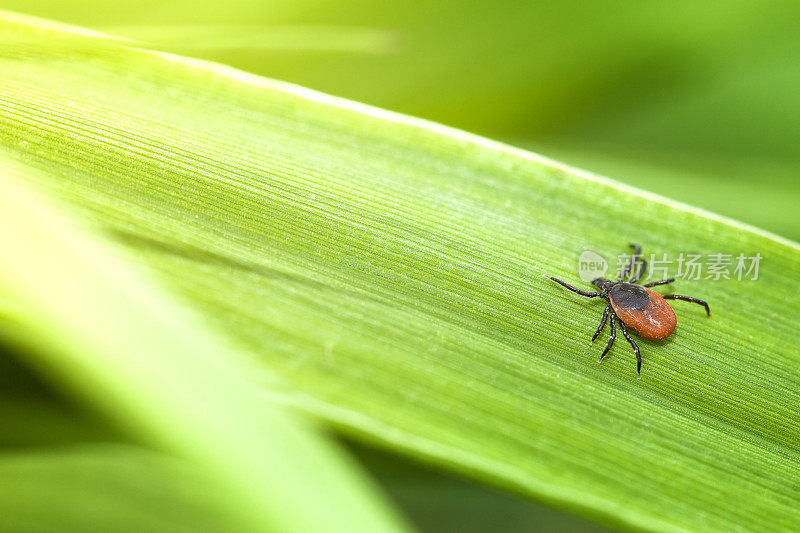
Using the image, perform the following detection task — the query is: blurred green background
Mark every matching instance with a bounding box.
[4,1,799,530]
[8,0,800,241]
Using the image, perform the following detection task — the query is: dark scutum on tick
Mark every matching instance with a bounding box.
[546,244,710,376]
[609,284,650,309]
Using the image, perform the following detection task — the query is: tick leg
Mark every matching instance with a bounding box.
[618,320,642,376]
[644,277,675,288]
[546,276,603,298]
[591,304,611,344]
[617,244,642,281]
[629,256,648,283]
[599,312,617,361]
[663,294,711,316]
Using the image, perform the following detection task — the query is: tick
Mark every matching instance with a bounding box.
[546,244,710,376]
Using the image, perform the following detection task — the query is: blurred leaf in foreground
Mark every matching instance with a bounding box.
[0,154,407,532]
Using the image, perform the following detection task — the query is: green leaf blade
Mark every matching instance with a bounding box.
[1,12,799,532]
[0,144,409,533]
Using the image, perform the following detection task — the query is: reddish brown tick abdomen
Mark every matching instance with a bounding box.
[609,284,676,340]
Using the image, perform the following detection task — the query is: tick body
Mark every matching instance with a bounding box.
[608,283,676,340]
[547,244,710,375]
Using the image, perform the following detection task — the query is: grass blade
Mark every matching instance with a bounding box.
[1,12,799,532]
